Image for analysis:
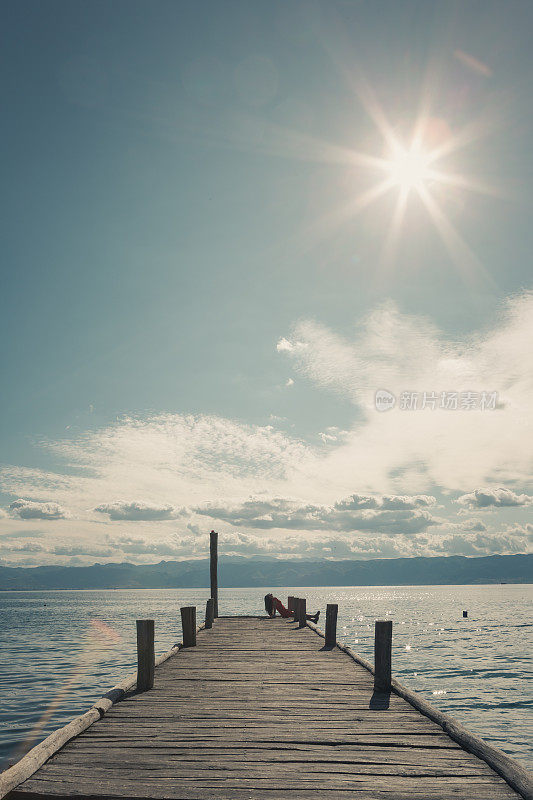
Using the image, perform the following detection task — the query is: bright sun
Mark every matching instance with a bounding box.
[337,75,495,284]
[386,145,431,193]
[290,72,495,285]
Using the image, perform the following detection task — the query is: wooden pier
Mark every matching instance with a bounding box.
[2,613,532,800]
[1,533,532,800]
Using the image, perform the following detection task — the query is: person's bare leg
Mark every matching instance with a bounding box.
[273,597,292,618]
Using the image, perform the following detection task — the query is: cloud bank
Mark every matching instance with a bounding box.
[0,292,531,564]
[195,494,438,534]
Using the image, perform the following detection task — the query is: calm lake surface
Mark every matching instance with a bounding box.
[0,585,531,772]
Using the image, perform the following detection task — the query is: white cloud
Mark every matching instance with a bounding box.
[435,532,529,557]
[456,488,532,508]
[106,533,206,557]
[0,414,310,514]
[335,494,379,510]
[461,518,488,532]
[195,494,438,534]
[334,493,435,511]
[380,495,436,510]
[276,292,533,491]
[52,544,116,557]
[502,523,533,540]
[0,541,46,553]
[95,501,179,521]
[9,499,70,520]
[0,529,44,539]
[276,337,305,353]
[0,292,531,564]
[318,427,347,445]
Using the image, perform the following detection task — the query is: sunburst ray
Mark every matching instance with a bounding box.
[416,184,494,287]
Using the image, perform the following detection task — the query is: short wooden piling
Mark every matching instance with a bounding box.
[298,597,307,628]
[136,619,154,692]
[325,603,338,646]
[374,619,392,692]
[181,606,197,647]
[287,595,295,614]
[205,598,214,629]
[289,597,298,621]
[210,530,219,618]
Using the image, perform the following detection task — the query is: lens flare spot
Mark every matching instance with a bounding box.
[90,619,122,645]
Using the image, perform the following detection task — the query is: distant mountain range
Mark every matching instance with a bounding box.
[0,553,531,590]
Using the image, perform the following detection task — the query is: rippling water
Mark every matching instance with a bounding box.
[0,585,531,772]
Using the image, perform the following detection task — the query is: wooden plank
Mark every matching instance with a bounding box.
[12,775,518,798]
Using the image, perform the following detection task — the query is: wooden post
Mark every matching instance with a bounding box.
[181,606,197,647]
[325,603,338,646]
[298,597,307,628]
[136,619,154,692]
[205,598,214,629]
[210,530,218,618]
[291,597,299,620]
[374,620,392,692]
[288,596,295,614]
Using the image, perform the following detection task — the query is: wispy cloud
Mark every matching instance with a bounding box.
[276,292,533,491]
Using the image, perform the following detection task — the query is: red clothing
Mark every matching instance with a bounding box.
[273,597,292,618]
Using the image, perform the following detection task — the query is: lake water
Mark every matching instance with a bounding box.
[0,585,532,773]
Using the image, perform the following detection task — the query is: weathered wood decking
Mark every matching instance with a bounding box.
[7,616,524,799]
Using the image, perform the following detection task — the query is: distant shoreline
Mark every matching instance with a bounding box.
[0,583,531,592]
[0,553,531,590]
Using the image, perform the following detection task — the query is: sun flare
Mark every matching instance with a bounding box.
[332,73,498,284]
[280,71,496,286]
[386,145,431,193]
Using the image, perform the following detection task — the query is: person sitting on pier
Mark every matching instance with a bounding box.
[264,593,320,624]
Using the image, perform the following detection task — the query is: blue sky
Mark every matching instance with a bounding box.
[1,0,532,565]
